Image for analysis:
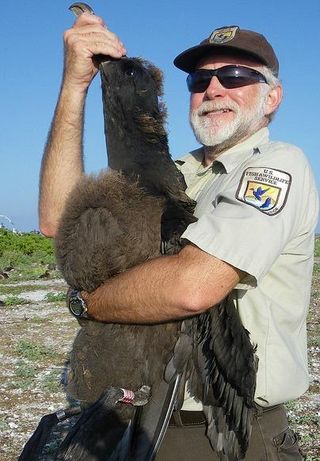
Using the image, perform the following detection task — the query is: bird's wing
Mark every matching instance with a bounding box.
[257,186,270,196]
[131,324,193,460]
[55,170,164,292]
[189,295,258,460]
[260,197,272,208]
[130,375,182,460]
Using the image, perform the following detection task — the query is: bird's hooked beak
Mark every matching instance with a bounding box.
[68,2,124,69]
[69,2,94,17]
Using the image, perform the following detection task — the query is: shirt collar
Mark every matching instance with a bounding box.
[216,127,270,173]
[177,128,270,175]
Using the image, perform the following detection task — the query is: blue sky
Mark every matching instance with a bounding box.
[1,0,319,232]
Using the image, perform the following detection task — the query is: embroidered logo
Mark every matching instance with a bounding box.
[236,167,291,215]
[209,26,239,44]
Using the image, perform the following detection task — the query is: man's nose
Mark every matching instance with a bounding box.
[205,76,228,99]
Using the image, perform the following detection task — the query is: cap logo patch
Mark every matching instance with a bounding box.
[209,26,239,44]
[236,167,291,215]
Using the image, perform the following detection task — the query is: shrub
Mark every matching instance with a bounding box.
[0,228,54,257]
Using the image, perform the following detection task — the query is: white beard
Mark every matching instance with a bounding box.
[189,89,268,148]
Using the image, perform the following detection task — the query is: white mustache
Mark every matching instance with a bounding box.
[196,100,239,116]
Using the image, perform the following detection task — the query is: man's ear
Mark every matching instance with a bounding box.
[265,84,283,116]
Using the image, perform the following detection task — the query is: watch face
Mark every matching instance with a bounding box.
[69,297,85,316]
[68,290,87,318]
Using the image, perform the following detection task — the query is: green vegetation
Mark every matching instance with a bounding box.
[3,295,30,306]
[0,228,59,281]
[8,361,38,390]
[9,346,64,392]
[44,292,66,303]
[1,291,66,306]
[15,339,56,362]
[30,316,50,324]
[0,416,8,430]
[15,362,38,379]
[315,236,320,257]
[0,228,53,256]
[9,376,35,391]
[41,369,63,392]
[0,284,44,295]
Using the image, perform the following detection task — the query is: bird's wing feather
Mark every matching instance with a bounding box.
[188,295,258,460]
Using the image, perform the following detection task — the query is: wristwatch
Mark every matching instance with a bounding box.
[67,289,91,319]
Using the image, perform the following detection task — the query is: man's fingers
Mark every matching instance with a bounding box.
[65,28,126,58]
[66,24,121,45]
[72,10,105,28]
[66,12,126,54]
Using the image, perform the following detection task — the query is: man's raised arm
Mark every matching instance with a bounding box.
[39,12,126,237]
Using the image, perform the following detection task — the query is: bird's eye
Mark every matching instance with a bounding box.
[125,66,135,77]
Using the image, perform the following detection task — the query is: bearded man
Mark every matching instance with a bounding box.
[39,12,318,460]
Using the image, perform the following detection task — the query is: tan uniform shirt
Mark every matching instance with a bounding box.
[178,128,319,409]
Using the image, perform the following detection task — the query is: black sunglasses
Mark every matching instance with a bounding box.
[186,65,268,93]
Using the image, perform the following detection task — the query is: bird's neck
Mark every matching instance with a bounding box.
[105,117,184,199]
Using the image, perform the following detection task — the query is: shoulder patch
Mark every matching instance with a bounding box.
[236,167,292,215]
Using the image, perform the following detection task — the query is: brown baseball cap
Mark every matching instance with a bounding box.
[174,26,279,76]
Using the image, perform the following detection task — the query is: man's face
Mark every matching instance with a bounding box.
[189,54,270,149]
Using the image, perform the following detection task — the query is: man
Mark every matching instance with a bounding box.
[39,11,318,461]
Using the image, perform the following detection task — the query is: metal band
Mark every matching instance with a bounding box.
[120,388,135,405]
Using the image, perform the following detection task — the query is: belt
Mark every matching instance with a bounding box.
[169,411,206,427]
[256,403,282,416]
[169,405,282,427]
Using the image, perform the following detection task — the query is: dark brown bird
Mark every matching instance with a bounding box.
[54,56,258,461]
[54,56,196,460]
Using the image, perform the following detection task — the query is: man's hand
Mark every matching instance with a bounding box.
[63,12,126,93]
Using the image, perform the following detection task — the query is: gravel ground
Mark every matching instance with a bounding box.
[0,268,319,461]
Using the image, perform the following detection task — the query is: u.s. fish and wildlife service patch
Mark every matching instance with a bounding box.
[236,167,291,215]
